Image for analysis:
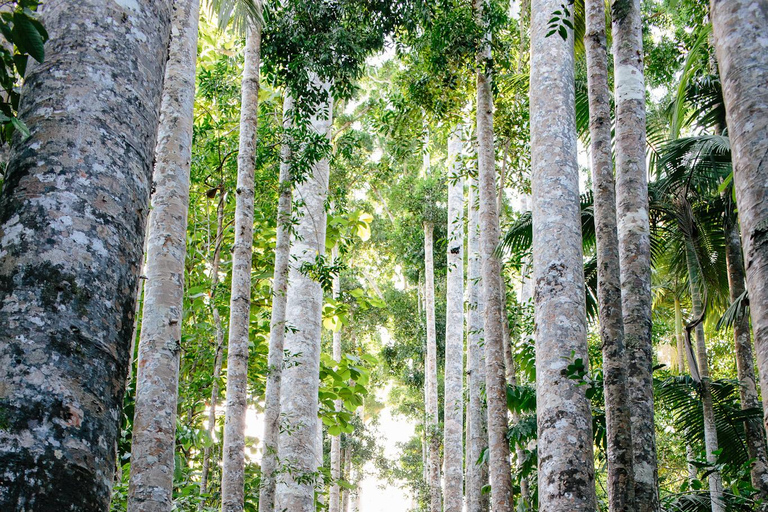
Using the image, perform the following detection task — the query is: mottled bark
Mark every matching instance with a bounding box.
[0,1,171,509]
[274,78,333,512]
[424,221,443,512]
[466,177,490,512]
[675,298,699,482]
[330,246,343,512]
[221,22,262,512]
[710,0,768,454]
[531,0,596,510]
[444,128,465,512]
[611,1,659,509]
[259,93,295,512]
[127,1,199,509]
[585,1,635,510]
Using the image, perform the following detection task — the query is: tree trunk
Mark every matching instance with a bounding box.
[424,221,443,512]
[710,0,768,452]
[341,447,352,512]
[274,77,333,512]
[259,92,295,512]
[443,127,464,512]
[585,1,635,511]
[330,246,343,512]
[531,1,596,510]
[221,21,262,512]
[127,1,199,509]
[0,1,171,509]
[675,298,699,482]
[466,176,490,512]
[611,1,659,509]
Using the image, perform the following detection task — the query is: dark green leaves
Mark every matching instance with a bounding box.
[546,1,575,41]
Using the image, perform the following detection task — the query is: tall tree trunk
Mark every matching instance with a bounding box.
[466,176,490,512]
[531,1,596,510]
[444,128,465,512]
[330,246,343,512]
[274,78,333,512]
[585,1,635,511]
[684,244,724,512]
[259,93,295,512]
[221,21,262,512]
[611,1,659,509]
[0,1,171,509]
[341,447,352,512]
[710,0,768,449]
[724,219,768,497]
[127,1,199,509]
[675,297,699,482]
[424,221,443,512]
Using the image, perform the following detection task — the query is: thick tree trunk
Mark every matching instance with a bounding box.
[221,22,262,512]
[466,177,490,512]
[531,1,596,510]
[274,78,333,512]
[611,1,659,509]
[259,93,295,512]
[423,221,443,512]
[127,1,199,509]
[443,128,464,512]
[585,1,635,510]
[710,0,768,451]
[0,1,171,509]
[330,247,343,512]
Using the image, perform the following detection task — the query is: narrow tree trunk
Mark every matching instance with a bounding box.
[710,0,768,453]
[531,1,596,510]
[259,93,295,512]
[611,1,659,509]
[424,221,443,512]
[466,177,490,512]
[127,1,199,509]
[585,1,635,510]
[274,78,333,512]
[341,447,352,512]
[221,21,262,512]
[330,246,343,512]
[444,128,465,512]
[675,298,699,482]
[0,1,171,509]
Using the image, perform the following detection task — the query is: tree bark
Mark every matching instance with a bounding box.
[0,1,171,509]
[585,1,635,511]
[675,297,699,482]
[443,127,464,512]
[274,77,333,512]
[259,92,295,512]
[127,1,199,509]
[221,21,262,512]
[710,0,768,451]
[341,447,351,512]
[611,1,659,509]
[531,0,596,510]
[330,246,343,512]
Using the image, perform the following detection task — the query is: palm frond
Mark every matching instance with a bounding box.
[204,0,263,33]
[717,289,749,331]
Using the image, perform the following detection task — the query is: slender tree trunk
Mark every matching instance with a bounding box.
[127,1,199,509]
[341,447,352,512]
[0,1,171,509]
[710,0,768,451]
[444,128,465,512]
[675,298,699,482]
[466,176,490,512]
[259,92,295,512]
[611,1,659,509]
[221,21,262,512]
[330,246,343,512]
[585,1,635,510]
[274,78,333,512]
[531,1,596,510]
[684,244,724,512]
[424,221,443,512]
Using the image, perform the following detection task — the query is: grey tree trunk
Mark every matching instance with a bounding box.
[127,1,199,509]
[585,1,635,510]
[259,93,295,512]
[710,0,768,451]
[444,128,464,512]
[423,221,443,512]
[531,1,596,510]
[330,246,343,512]
[466,177,490,512]
[675,298,699,482]
[0,1,172,509]
[341,447,351,512]
[221,22,262,512]
[611,1,659,509]
[274,78,333,512]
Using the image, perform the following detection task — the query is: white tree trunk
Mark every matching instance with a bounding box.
[127,1,199,509]
[330,246,343,512]
[531,0,596,510]
[221,22,262,512]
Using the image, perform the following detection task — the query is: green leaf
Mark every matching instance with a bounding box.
[10,117,29,139]
[12,12,45,63]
